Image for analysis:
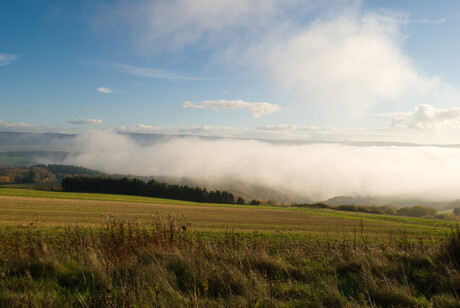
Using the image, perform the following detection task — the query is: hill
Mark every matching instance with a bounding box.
[0,164,105,185]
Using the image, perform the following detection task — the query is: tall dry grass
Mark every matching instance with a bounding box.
[0,215,459,307]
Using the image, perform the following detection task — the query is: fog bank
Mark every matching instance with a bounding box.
[61,130,460,202]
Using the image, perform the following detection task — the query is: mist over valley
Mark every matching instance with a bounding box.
[2,131,460,208]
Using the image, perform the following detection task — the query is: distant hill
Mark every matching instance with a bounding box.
[36,164,106,179]
[0,132,75,150]
[324,195,379,206]
[0,132,76,167]
[0,164,106,185]
[323,195,460,210]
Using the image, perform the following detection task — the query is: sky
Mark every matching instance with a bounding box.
[1,0,460,144]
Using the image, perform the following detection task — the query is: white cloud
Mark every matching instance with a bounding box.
[257,124,335,132]
[0,120,72,133]
[245,11,444,112]
[255,124,338,140]
[96,87,114,93]
[182,100,281,118]
[379,104,460,132]
[376,16,446,25]
[95,1,459,113]
[0,53,18,66]
[117,123,353,141]
[69,119,105,125]
[0,120,31,129]
[117,124,245,136]
[257,124,298,131]
[105,0,289,51]
[106,63,205,80]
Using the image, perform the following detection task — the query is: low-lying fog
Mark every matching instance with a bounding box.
[54,130,460,203]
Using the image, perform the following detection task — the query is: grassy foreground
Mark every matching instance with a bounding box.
[0,188,459,307]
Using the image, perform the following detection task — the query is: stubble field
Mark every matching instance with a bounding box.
[0,188,455,240]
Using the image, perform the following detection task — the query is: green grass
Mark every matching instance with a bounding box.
[1,187,457,224]
[0,182,61,189]
[0,215,459,307]
[5,187,458,234]
[0,188,459,306]
[0,188,457,243]
[293,206,458,227]
[0,188,266,208]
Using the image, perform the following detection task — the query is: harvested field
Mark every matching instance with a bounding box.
[0,189,455,241]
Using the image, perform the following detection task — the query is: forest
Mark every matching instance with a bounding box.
[0,166,56,184]
[61,176,246,205]
[0,164,103,184]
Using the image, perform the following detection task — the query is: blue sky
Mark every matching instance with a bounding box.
[1,0,460,143]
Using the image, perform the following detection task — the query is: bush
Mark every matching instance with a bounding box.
[397,205,437,217]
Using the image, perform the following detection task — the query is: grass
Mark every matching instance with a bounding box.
[0,215,459,307]
[0,182,61,189]
[0,188,459,306]
[0,187,279,209]
[0,188,456,240]
[2,187,455,225]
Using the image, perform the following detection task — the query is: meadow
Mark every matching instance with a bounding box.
[0,188,459,307]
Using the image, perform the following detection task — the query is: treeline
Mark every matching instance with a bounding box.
[34,164,104,178]
[293,203,439,218]
[0,166,56,184]
[62,176,246,205]
[0,164,104,184]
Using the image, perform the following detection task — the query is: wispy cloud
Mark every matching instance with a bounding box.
[403,18,446,25]
[255,124,338,140]
[117,124,243,135]
[410,18,445,24]
[0,120,31,129]
[244,11,445,113]
[117,123,343,141]
[93,1,459,114]
[257,124,298,131]
[0,53,18,66]
[378,104,460,132]
[374,14,446,25]
[99,0,287,51]
[96,87,114,93]
[257,124,335,132]
[0,120,70,133]
[182,100,281,118]
[69,119,105,125]
[105,63,205,81]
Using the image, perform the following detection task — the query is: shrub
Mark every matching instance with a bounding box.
[397,205,437,217]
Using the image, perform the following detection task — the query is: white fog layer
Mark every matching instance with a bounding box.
[61,131,460,202]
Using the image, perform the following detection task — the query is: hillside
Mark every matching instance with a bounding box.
[0,165,105,185]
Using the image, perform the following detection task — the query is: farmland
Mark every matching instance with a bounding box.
[0,188,455,239]
[0,188,459,307]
